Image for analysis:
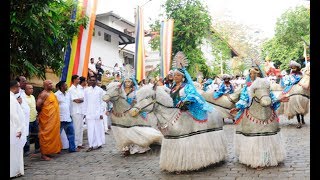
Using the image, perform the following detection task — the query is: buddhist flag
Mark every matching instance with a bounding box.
[303,42,307,63]
[134,6,146,82]
[160,19,174,78]
[61,0,98,85]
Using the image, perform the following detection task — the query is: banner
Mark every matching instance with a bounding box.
[134,6,146,82]
[160,19,174,78]
[61,0,98,85]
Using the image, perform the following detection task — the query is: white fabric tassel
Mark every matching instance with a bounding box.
[111,126,163,152]
[159,130,227,172]
[234,132,286,168]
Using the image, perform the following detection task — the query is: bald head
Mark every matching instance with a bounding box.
[43,80,54,91]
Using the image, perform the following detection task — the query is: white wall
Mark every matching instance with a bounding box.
[90,25,122,72]
[145,51,160,69]
[96,16,135,34]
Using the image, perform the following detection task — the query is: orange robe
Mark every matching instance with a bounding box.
[38,92,62,154]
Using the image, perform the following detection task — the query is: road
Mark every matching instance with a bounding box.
[19,113,310,180]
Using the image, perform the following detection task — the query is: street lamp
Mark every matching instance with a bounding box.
[141,0,152,7]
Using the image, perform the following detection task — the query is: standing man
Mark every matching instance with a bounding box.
[10,80,26,178]
[88,58,97,77]
[101,85,113,134]
[69,75,85,149]
[55,81,79,153]
[15,76,30,156]
[36,80,62,160]
[83,76,105,152]
[24,83,40,155]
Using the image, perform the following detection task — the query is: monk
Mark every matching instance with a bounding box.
[36,80,62,160]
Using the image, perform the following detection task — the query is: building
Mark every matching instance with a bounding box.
[92,11,136,72]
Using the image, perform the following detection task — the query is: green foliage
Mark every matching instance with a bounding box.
[148,64,161,78]
[209,32,232,75]
[261,6,309,70]
[149,20,161,51]
[149,0,213,78]
[10,0,88,79]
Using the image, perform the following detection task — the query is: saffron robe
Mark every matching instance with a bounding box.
[38,92,62,154]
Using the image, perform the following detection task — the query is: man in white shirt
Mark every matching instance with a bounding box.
[55,81,79,153]
[101,85,113,134]
[88,58,97,77]
[15,76,30,156]
[83,76,105,152]
[10,80,26,178]
[68,75,85,149]
[79,76,87,128]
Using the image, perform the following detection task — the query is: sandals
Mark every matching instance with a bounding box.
[296,123,302,128]
[86,147,94,152]
[40,155,52,161]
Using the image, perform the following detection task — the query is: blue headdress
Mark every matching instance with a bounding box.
[172,51,213,121]
[122,64,138,89]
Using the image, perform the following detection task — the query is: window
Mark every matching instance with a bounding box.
[104,33,111,42]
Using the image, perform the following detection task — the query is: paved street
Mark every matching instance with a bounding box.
[19,113,310,180]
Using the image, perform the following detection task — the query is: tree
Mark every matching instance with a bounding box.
[209,31,233,75]
[150,0,212,78]
[10,0,88,79]
[261,6,310,70]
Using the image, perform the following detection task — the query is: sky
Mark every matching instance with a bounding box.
[96,0,308,38]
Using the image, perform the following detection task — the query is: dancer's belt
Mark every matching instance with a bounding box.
[164,127,223,139]
[111,123,151,128]
[236,128,280,137]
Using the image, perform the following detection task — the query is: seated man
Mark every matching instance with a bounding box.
[213,74,234,99]
[202,78,213,92]
[280,60,302,94]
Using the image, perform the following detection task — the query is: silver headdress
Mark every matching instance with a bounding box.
[172,51,189,69]
[122,64,135,80]
[172,51,189,76]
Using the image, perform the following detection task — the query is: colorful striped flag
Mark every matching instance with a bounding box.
[61,0,98,85]
[134,6,146,82]
[303,42,307,65]
[160,19,174,78]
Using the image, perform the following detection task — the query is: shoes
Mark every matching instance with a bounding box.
[34,149,40,154]
[97,146,102,149]
[86,147,93,152]
[69,148,80,153]
[78,146,85,149]
[24,151,31,157]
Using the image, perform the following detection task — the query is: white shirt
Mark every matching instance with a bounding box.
[10,91,26,145]
[15,89,30,135]
[55,90,72,122]
[83,86,104,119]
[78,85,86,113]
[208,83,219,92]
[68,84,84,115]
[113,66,120,74]
[88,63,97,73]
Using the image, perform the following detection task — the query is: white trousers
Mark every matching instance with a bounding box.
[103,113,111,132]
[86,118,105,148]
[72,114,84,146]
[60,129,69,149]
[10,144,24,177]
